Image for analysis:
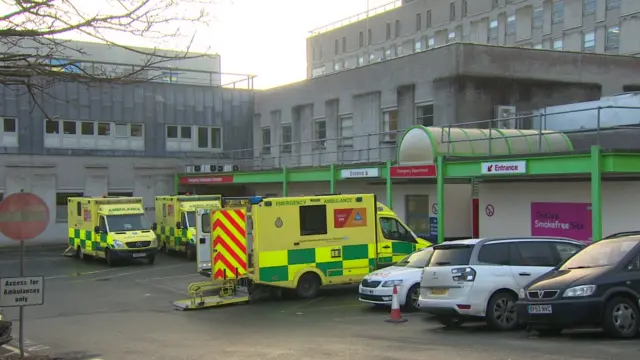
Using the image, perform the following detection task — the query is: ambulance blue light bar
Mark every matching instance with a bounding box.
[249,196,264,205]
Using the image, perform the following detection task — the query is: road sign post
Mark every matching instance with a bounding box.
[0,190,49,359]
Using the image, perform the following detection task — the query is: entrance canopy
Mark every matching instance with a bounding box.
[397,126,574,165]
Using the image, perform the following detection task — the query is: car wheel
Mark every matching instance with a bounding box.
[602,296,639,339]
[147,255,156,265]
[403,284,420,312]
[296,273,321,299]
[436,316,464,328]
[535,327,564,337]
[486,292,519,331]
[105,249,115,267]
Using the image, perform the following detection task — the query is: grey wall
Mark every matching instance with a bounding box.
[0,79,254,159]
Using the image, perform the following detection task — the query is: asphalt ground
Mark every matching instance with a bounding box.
[0,246,639,360]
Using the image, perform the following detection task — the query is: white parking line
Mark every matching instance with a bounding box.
[1,344,30,357]
[45,267,123,279]
[65,263,192,283]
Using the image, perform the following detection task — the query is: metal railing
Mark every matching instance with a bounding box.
[308,1,402,36]
[439,105,640,157]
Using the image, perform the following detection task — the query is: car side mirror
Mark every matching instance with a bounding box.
[176,221,181,229]
[94,225,100,233]
[151,223,157,231]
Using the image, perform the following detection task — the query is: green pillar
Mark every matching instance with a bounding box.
[590,145,602,242]
[385,160,393,209]
[174,173,180,195]
[329,163,336,194]
[437,156,445,244]
[282,166,288,196]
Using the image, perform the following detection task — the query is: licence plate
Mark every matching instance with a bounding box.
[528,304,552,314]
[430,288,448,296]
[132,253,146,258]
[361,289,374,295]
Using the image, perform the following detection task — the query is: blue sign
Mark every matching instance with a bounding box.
[429,216,438,237]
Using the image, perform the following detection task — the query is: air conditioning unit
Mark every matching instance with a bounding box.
[495,105,517,129]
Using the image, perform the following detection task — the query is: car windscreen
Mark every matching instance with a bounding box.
[395,248,434,268]
[560,238,640,269]
[428,244,474,266]
[107,214,150,232]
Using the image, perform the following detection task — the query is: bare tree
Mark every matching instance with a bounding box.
[0,0,216,103]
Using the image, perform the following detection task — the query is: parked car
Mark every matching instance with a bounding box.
[517,235,640,338]
[0,309,12,347]
[359,247,434,311]
[417,237,585,330]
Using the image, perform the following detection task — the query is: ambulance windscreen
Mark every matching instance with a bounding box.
[184,211,196,228]
[107,214,150,232]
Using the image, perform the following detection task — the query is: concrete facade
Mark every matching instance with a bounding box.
[307,0,640,78]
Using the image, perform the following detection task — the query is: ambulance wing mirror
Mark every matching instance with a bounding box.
[176,221,181,229]
[151,223,158,231]
[94,225,101,233]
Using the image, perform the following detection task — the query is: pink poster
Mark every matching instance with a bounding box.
[531,202,592,243]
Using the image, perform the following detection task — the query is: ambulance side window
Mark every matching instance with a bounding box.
[162,204,166,217]
[76,202,81,217]
[380,217,415,243]
[99,216,107,232]
[299,205,327,236]
[201,214,210,234]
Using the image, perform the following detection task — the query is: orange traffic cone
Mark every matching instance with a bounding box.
[385,284,408,323]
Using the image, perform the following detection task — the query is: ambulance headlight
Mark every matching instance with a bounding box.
[150,238,157,247]
[112,240,125,249]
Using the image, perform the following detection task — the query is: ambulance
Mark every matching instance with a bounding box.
[154,195,222,260]
[67,196,157,266]
[175,194,432,309]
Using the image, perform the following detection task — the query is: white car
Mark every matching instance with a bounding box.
[417,237,585,330]
[359,247,434,311]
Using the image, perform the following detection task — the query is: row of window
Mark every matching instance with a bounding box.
[165,125,223,150]
[316,0,622,61]
[45,120,143,137]
[260,104,434,154]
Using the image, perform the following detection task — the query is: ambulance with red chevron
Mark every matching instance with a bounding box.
[174,193,431,309]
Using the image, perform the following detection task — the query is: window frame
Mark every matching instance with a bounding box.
[489,19,499,41]
[426,10,432,28]
[416,13,422,31]
[379,217,415,243]
[605,25,620,51]
[380,108,398,143]
[552,1,564,24]
[313,119,326,150]
[477,242,511,265]
[506,15,516,35]
[553,38,564,50]
[338,115,354,148]
[606,0,620,10]
[166,125,178,139]
[281,123,292,153]
[416,103,434,126]
[2,117,16,133]
[299,204,328,236]
[449,2,456,22]
[583,0,596,15]
[532,6,543,29]
[583,30,595,52]
[447,31,456,43]
[261,126,271,155]
[405,194,430,237]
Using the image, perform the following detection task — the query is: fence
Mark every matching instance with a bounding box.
[308,1,402,36]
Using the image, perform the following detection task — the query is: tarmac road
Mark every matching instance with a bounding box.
[0,246,639,360]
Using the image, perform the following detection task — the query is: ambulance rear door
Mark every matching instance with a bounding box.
[195,208,212,274]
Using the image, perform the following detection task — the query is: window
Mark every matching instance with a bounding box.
[606,0,620,9]
[534,43,543,49]
[405,195,430,236]
[313,119,326,149]
[395,20,401,38]
[396,44,403,56]
[415,39,422,52]
[56,192,82,222]
[339,115,354,148]
[447,31,456,43]
[166,125,178,138]
[416,13,422,31]
[359,31,364,47]
[553,38,564,50]
[3,118,16,133]
[507,15,516,35]
[81,121,94,135]
[197,126,208,148]
[449,2,456,21]
[583,31,595,52]
[428,37,435,48]
[131,124,143,137]
[299,205,327,236]
[58,120,74,135]
[108,192,133,197]
[416,104,434,126]
[76,201,81,216]
[628,254,640,270]
[478,243,510,265]
[115,123,128,137]
[342,37,346,52]
[396,248,434,268]
[386,22,391,40]
[180,126,191,139]
[462,0,468,18]
[201,213,211,234]
[489,19,498,41]
[562,239,638,270]
[380,217,414,242]
[430,244,473,266]
[358,55,364,66]
[281,123,292,153]
[45,120,59,134]
[606,26,620,51]
[384,48,392,59]
[368,29,372,45]
[210,127,222,149]
[97,122,110,136]
[492,0,499,9]
[553,243,583,262]
[552,1,564,24]
[533,6,543,28]
[583,0,596,15]
[381,109,398,142]
[262,127,271,154]
[426,10,432,28]
[334,39,339,55]
[512,241,559,267]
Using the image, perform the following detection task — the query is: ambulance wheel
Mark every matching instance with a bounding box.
[147,255,156,265]
[159,241,167,253]
[296,273,320,299]
[76,246,90,261]
[105,249,115,267]
[186,246,196,261]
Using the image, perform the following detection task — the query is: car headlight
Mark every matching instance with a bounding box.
[563,285,596,298]
[519,288,526,299]
[112,240,125,249]
[381,280,403,287]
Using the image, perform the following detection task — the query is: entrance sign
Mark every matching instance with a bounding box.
[340,168,380,179]
[531,202,592,243]
[0,277,44,307]
[390,164,437,178]
[481,161,527,175]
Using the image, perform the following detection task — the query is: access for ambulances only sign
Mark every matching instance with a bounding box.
[0,276,44,307]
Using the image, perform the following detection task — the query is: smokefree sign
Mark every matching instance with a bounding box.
[530,202,592,243]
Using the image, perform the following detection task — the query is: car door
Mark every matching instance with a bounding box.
[378,217,417,265]
[625,252,640,297]
[509,241,559,290]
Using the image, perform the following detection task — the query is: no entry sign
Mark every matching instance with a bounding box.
[0,192,50,241]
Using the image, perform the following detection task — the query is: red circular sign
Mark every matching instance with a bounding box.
[0,192,50,241]
[485,204,495,217]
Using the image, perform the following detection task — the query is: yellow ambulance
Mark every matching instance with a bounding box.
[67,196,158,266]
[154,195,222,259]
